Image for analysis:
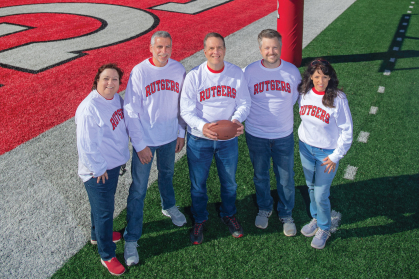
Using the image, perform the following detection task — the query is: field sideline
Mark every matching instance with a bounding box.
[1,0,419,278]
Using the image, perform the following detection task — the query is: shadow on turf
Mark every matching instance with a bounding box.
[129,173,418,265]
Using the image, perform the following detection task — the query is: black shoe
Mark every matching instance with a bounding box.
[190,221,206,245]
[221,216,244,238]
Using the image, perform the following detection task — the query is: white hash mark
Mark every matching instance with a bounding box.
[330,210,342,233]
[369,106,378,114]
[357,131,370,143]
[343,165,358,180]
[378,86,385,93]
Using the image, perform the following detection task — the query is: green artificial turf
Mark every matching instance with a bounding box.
[53,0,419,277]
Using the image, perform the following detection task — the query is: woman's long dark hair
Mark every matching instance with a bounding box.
[298,59,340,108]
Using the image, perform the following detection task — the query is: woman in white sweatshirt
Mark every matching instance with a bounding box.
[75,63,129,275]
[297,59,353,249]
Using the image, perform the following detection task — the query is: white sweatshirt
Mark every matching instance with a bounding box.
[75,90,130,182]
[180,61,251,139]
[298,88,353,163]
[124,58,186,152]
[243,59,301,139]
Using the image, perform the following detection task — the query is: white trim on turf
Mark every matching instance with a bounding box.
[357,131,370,143]
[330,210,342,233]
[383,70,391,76]
[378,86,385,93]
[369,106,378,114]
[343,165,358,180]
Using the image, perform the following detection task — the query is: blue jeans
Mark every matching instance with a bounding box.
[299,140,339,231]
[187,133,239,223]
[124,139,177,242]
[84,166,121,261]
[245,132,295,217]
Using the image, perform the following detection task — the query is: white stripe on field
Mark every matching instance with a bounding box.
[343,165,358,180]
[357,131,370,143]
[378,86,385,93]
[330,210,342,233]
[369,106,378,114]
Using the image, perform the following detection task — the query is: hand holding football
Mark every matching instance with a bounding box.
[208,120,241,140]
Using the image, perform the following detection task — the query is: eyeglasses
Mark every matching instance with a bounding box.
[311,60,330,66]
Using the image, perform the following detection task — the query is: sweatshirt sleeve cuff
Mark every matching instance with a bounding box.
[92,164,107,178]
[198,121,206,132]
[328,153,340,164]
[132,141,147,153]
[178,125,186,138]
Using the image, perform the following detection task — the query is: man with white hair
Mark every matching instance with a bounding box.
[123,31,187,266]
[243,29,301,236]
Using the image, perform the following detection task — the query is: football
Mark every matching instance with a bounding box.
[209,120,241,140]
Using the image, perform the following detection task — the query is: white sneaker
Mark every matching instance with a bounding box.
[301,219,318,237]
[124,241,139,266]
[311,228,331,249]
[280,216,297,236]
[255,210,272,229]
[162,206,187,226]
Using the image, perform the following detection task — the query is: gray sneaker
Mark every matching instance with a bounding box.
[124,241,139,266]
[255,210,272,229]
[280,216,297,236]
[311,228,331,249]
[162,206,187,227]
[301,219,318,237]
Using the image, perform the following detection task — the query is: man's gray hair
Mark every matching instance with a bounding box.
[257,29,282,48]
[150,31,172,45]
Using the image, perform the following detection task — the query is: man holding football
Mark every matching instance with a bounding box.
[243,29,301,235]
[180,32,251,245]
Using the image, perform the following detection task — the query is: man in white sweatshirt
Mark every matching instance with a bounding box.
[243,29,301,236]
[180,33,251,245]
[123,31,187,266]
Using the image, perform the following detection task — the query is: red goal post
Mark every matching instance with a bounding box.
[277,0,304,67]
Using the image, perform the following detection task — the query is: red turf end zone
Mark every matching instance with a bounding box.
[0,0,275,154]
